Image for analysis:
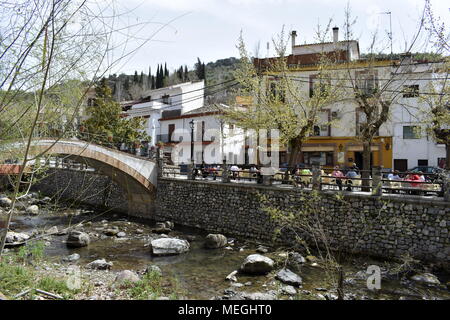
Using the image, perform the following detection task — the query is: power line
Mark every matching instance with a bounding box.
[266,73,449,96]
[124,82,239,118]
[120,78,237,107]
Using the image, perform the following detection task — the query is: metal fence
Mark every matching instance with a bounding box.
[161,163,449,199]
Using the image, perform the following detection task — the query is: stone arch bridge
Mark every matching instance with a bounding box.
[1,139,158,217]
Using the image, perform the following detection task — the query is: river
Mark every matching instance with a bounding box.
[5,196,450,300]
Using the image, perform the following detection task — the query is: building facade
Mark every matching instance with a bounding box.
[253,27,446,170]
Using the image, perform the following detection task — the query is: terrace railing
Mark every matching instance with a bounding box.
[161,163,449,200]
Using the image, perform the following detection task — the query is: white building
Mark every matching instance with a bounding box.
[122,81,205,147]
[252,27,447,170]
[158,104,248,165]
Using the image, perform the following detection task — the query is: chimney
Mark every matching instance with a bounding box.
[332,27,339,44]
[291,30,297,50]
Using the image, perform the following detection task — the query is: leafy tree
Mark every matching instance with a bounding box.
[224,30,343,166]
[81,79,149,147]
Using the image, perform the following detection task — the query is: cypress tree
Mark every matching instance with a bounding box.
[148,66,152,89]
[139,71,144,87]
[184,65,188,81]
[133,70,138,84]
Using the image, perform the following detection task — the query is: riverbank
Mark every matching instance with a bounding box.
[1,192,449,300]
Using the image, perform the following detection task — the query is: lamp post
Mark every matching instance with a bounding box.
[189,119,195,163]
[188,119,195,179]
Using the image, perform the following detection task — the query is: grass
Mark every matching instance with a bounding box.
[0,241,78,300]
[122,270,182,300]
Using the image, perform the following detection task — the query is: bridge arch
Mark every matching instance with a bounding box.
[4,139,158,217]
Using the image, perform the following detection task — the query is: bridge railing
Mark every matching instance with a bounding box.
[160,163,449,199]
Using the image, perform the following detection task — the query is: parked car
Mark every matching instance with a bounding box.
[408,166,444,182]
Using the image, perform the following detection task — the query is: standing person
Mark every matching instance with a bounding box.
[332,165,345,190]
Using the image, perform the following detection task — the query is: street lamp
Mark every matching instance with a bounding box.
[189,119,195,163]
[189,119,195,179]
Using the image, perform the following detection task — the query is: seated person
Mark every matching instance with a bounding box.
[230,165,240,180]
[345,167,358,191]
[332,166,345,190]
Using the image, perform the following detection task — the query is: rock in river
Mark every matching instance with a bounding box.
[144,264,162,276]
[205,234,227,249]
[276,268,303,287]
[63,253,80,262]
[0,197,12,207]
[86,259,113,270]
[151,238,190,256]
[66,231,90,248]
[26,205,39,215]
[240,254,274,275]
[5,231,30,243]
[115,270,140,284]
[410,273,441,285]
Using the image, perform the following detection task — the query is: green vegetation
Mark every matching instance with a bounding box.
[122,270,181,300]
[360,52,445,62]
[80,78,149,147]
[0,242,78,299]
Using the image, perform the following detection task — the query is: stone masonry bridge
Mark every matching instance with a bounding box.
[1,139,158,216]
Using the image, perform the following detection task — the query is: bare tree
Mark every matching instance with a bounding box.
[0,0,183,259]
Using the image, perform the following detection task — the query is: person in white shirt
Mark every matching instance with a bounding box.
[230,165,240,180]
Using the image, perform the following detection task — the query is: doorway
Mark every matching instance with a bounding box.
[354,152,372,170]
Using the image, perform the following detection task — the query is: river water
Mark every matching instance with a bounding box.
[7,202,450,300]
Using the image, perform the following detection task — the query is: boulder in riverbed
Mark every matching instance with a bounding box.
[205,234,228,249]
[410,273,440,285]
[115,270,140,284]
[275,268,303,287]
[104,228,119,236]
[240,254,274,275]
[26,205,39,215]
[0,197,12,207]
[86,258,113,270]
[45,226,58,235]
[63,253,80,262]
[5,231,30,243]
[150,238,190,256]
[66,231,90,248]
[144,264,162,276]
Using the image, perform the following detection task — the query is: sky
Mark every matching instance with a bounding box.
[105,0,449,75]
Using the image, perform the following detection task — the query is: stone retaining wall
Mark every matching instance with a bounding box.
[30,169,450,263]
[155,178,450,264]
[31,169,128,214]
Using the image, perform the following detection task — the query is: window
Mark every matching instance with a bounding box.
[313,126,321,136]
[394,159,408,172]
[403,85,419,98]
[437,158,446,168]
[418,159,428,166]
[168,124,175,142]
[303,151,334,166]
[162,94,170,104]
[403,126,421,139]
[309,74,328,98]
[355,71,378,96]
[269,81,285,102]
